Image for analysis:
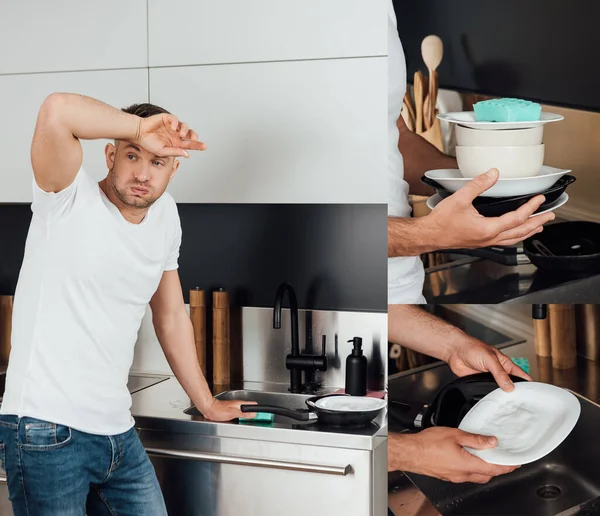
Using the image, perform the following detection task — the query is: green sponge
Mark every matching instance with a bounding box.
[511,357,530,375]
[239,412,275,425]
[474,98,542,122]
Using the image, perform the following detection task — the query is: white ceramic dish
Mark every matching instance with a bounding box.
[311,397,387,413]
[438,111,564,130]
[457,382,580,466]
[456,144,545,179]
[424,166,572,198]
[455,125,543,147]
[425,192,568,218]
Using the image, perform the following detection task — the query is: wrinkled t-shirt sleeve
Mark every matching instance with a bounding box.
[31,167,94,222]
[164,207,182,271]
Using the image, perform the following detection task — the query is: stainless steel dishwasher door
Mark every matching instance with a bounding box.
[140,429,374,516]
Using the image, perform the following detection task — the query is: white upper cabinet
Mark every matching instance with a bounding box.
[0,1,147,74]
[0,70,148,202]
[149,58,386,203]
[148,0,387,67]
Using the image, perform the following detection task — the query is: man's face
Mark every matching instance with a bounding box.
[104,141,180,208]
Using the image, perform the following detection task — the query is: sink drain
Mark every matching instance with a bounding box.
[536,485,563,500]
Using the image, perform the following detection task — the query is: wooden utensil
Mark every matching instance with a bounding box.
[213,289,230,387]
[421,35,443,128]
[189,288,207,376]
[413,71,425,133]
[403,91,416,122]
[401,100,415,131]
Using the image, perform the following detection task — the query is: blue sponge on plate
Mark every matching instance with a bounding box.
[474,98,542,122]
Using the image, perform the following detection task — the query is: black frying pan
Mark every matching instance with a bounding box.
[240,393,386,428]
[523,221,600,275]
[389,373,527,431]
[442,222,600,275]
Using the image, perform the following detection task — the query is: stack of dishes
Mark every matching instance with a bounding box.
[422,104,573,217]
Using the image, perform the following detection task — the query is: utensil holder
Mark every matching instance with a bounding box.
[548,304,577,369]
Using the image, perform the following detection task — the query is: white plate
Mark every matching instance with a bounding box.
[425,192,569,218]
[438,111,564,130]
[458,382,580,466]
[424,166,572,198]
[310,396,386,413]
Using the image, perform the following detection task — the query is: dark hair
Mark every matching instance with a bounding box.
[121,102,170,118]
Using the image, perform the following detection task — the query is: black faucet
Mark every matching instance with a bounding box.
[273,282,327,394]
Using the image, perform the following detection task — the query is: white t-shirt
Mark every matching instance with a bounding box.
[0,168,182,435]
[387,1,426,304]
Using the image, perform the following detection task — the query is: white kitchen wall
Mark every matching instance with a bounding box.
[0,70,148,202]
[0,0,387,203]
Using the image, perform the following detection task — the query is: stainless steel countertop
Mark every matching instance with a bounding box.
[130,376,387,451]
[423,255,600,304]
[388,334,600,515]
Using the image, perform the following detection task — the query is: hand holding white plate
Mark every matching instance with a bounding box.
[457,382,580,466]
[424,166,572,198]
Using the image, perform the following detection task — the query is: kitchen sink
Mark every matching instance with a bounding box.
[184,389,315,420]
[404,392,600,516]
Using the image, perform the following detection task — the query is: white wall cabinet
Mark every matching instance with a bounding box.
[148,0,387,67]
[0,1,147,74]
[0,70,148,202]
[149,58,386,203]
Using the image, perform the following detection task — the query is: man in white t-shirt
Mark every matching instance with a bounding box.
[387,1,555,303]
[0,93,256,515]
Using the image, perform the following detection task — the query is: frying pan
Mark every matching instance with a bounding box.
[389,373,527,431]
[523,221,600,275]
[240,393,386,428]
[421,174,576,217]
[442,222,600,275]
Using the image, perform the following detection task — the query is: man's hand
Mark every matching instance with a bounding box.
[135,113,207,158]
[445,337,532,392]
[427,168,556,249]
[203,399,258,422]
[389,428,520,484]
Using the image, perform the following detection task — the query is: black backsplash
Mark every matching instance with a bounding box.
[0,203,387,312]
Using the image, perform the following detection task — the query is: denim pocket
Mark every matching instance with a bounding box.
[20,418,72,451]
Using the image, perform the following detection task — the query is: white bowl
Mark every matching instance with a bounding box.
[456,144,545,178]
[455,125,543,147]
[424,166,571,197]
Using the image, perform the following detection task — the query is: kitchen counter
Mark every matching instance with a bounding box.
[130,376,386,451]
[423,256,600,304]
[388,337,600,516]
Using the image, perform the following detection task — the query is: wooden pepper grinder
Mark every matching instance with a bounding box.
[0,296,13,364]
[532,304,551,358]
[549,304,577,369]
[189,288,206,376]
[212,289,230,388]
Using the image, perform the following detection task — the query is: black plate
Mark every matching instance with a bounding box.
[421,174,576,217]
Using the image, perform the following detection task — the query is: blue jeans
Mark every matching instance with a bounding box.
[0,415,168,516]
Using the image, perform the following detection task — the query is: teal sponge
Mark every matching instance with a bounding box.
[511,357,530,375]
[239,412,275,425]
[474,98,542,122]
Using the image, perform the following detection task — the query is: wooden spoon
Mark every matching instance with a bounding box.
[413,71,425,133]
[421,35,443,127]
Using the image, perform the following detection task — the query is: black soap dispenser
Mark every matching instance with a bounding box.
[345,337,367,396]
